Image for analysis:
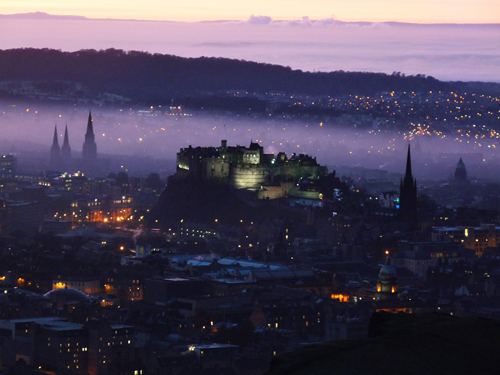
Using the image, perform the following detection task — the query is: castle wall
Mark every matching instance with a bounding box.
[175,141,328,193]
[229,164,270,189]
[204,158,230,180]
[258,186,284,200]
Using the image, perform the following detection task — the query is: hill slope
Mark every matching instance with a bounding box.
[0,48,448,102]
[266,312,500,375]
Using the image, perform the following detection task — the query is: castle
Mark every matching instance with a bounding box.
[50,111,97,173]
[176,140,327,196]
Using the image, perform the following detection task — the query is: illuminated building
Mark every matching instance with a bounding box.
[52,277,100,294]
[0,317,134,375]
[391,241,475,281]
[432,224,500,257]
[376,259,398,301]
[176,140,327,191]
[0,154,17,178]
[104,276,143,301]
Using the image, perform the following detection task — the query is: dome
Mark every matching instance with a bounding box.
[456,158,466,169]
[378,264,397,281]
[44,288,89,302]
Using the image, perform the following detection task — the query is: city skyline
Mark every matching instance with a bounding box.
[1,0,499,24]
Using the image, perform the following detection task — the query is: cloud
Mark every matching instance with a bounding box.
[246,15,272,25]
[313,18,337,26]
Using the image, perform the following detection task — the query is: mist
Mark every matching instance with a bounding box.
[1,101,500,182]
[0,16,499,82]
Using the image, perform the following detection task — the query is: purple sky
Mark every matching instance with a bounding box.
[1,15,499,82]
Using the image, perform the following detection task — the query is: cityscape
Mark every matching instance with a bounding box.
[1,1,500,374]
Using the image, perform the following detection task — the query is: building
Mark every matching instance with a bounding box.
[50,125,61,169]
[82,111,97,166]
[49,112,97,173]
[392,241,475,281]
[52,277,101,294]
[399,144,417,224]
[432,224,500,257]
[61,125,72,165]
[0,154,17,178]
[0,317,134,375]
[176,140,327,192]
[376,260,398,301]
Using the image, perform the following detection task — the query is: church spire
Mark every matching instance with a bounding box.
[82,110,97,168]
[404,144,412,181]
[85,111,95,141]
[61,124,71,161]
[52,126,59,148]
[399,144,418,225]
[50,125,60,168]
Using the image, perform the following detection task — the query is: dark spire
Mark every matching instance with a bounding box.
[85,111,94,141]
[52,126,59,148]
[63,125,70,146]
[82,110,97,166]
[455,157,467,183]
[399,144,418,225]
[61,124,71,161]
[50,125,61,168]
[404,144,412,181]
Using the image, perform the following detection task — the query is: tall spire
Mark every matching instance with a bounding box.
[85,111,95,142]
[61,124,71,160]
[52,126,59,148]
[82,110,97,167]
[50,125,61,168]
[399,143,418,225]
[404,144,412,181]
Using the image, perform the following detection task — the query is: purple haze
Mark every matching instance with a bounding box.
[0,14,499,82]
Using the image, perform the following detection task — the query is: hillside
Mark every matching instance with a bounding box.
[0,48,451,103]
[266,312,500,375]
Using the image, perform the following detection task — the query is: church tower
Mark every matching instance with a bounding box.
[50,125,60,169]
[61,125,71,162]
[454,157,467,184]
[82,111,97,164]
[399,144,417,223]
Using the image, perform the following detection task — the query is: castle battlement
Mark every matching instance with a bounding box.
[176,140,327,192]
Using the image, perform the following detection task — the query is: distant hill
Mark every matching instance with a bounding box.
[266,312,500,375]
[0,12,87,20]
[0,48,441,101]
[1,48,499,105]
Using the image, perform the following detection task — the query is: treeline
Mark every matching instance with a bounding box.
[0,48,481,103]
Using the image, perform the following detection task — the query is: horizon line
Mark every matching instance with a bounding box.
[1,11,499,26]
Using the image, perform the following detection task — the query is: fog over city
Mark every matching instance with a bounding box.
[1,14,499,82]
[1,102,500,181]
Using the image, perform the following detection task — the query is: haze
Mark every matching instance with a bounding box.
[1,16,499,82]
[1,102,499,182]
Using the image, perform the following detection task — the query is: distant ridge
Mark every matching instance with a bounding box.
[0,48,499,104]
[0,12,87,20]
[1,12,498,26]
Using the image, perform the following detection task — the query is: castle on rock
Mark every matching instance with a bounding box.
[176,140,327,198]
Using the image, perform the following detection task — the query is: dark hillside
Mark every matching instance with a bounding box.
[0,48,449,102]
[266,312,500,375]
